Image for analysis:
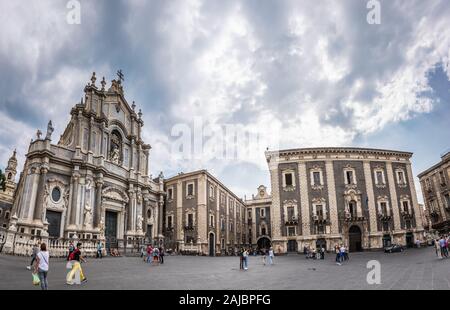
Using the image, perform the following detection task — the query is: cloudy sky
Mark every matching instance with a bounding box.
[0,0,449,202]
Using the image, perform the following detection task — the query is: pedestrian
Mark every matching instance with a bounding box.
[27,243,40,270]
[34,243,49,290]
[153,246,160,265]
[335,245,341,265]
[146,245,153,264]
[261,249,266,265]
[96,241,103,259]
[320,246,325,260]
[435,239,441,258]
[66,242,87,285]
[243,248,249,270]
[239,248,244,270]
[268,247,274,265]
[439,236,447,258]
[159,247,165,264]
[339,244,345,264]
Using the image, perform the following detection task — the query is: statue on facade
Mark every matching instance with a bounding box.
[45,120,54,140]
[110,146,120,164]
[36,129,42,140]
[99,216,105,235]
[137,215,143,231]
[84,201,93,228]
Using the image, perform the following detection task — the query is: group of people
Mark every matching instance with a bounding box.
[334,244,349,265]
[142,245,165,265]
[239,247,275,270]
[303,246,326,260]
[434,236,450,259]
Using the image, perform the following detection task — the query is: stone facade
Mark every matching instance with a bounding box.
[0,151,17,231]
[244,185,271,250]
[418,151,450,233]
[265,147,425,253]
[1,73,165,256]
[163,170,246,256]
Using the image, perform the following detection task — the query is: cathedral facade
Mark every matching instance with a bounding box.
[1,73,164,255]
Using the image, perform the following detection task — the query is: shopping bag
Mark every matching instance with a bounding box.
[32,273,40,286]
[66,261,73,270]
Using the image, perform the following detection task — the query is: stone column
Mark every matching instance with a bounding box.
[252,207,257,244]
[406,163,424,231]
[32,166,48,221]
[325,160,339,235]
[269,162,282,242]
[158,198,164,237]
[94,177,104,228]
[363,161,378,233]
[177,181,184,245]
[298,162,310,236]
[197,174,207,247]
[386,162,401,231]
[432,174,447,222]
[69,173,80,226]
[127,189,135,232]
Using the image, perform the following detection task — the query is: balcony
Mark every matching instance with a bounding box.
[164,226,174,233]
[285,216,298,225]
[312,215,327,224]
[430,209,439,218]
[400,211,413,219]
[343,212,365,222]
[378,213,392,221]
[184,225,196,231]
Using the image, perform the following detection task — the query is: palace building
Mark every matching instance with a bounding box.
[418,150,450,233]
[1,73,165,256]
[164,170,246,256]
[264,147,424,252]
[244,185,272,250]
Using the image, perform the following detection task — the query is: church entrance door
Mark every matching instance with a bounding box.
[46,210,61,238]
[105,211,118,252]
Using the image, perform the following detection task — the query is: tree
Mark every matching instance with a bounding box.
[0,169,6,192]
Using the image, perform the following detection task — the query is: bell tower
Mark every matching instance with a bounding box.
[4,149,17,184]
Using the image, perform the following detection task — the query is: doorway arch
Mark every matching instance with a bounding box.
[257,236,271,251]
[209,233,215,256]
[348,225,362,252]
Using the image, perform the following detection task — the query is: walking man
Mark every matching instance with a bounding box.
[96,241,103,259]
[27,243,39,270]
[268,247,274,265]
[159,247,165,264]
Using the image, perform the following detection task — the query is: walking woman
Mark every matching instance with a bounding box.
[335,245,341,265]
[159,247,165,264]
[66,243,87,285]
[28,243,40,270]
[268,247,274,265]
[239,248,244,270]
[243,248,249,270]
[34,243,49,290]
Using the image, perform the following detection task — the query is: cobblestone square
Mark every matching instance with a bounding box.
[1,247,449,290]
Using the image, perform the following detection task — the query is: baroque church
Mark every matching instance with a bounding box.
[1,73,165,255]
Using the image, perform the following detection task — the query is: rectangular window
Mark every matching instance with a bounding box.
[248,210,252,219]
[288,227,296,236]
[346,170,354,185]
[376,171,384,185]
[221,239,225,249]
[260,208,265,217]
[167,188,173,200]
[398,171,405,184]
[380,202,387,215]
[287,207,295,219]
[221,219,225,231]
[187,214,194,227]
[316,205,323,217]
[209,185,214,198]
[313,171,321,186]
[187,183,194,196]
[167,216,173,228]
[285,173,293,186]
[210,215,214,226]
[402,201,409,213]
[440,171,446,185]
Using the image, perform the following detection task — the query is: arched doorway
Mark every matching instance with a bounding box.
[257,237,271,251]
[348,225,362,252]
[209,233,215,256]
[382,234,392,248]
[406,232,414,248]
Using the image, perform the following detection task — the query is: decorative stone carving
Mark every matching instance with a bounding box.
[137,215,143,231]
[46,120,54,140]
